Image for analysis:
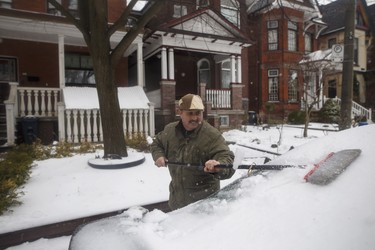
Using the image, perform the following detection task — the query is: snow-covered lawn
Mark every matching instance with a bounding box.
[5,123,374,250]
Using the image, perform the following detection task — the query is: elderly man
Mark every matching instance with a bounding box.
[151,94,235,210]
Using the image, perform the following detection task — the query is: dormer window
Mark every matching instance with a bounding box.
[221,0,240,27]
[197,0,209,9]
[0,0,12,9]
[173,4,187,18]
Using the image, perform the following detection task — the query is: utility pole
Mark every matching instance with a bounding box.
[339,0,356,130]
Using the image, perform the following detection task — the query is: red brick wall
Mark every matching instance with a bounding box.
[12,0,46,12]
[0,39,59,88]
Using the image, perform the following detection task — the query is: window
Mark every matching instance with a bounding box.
[268,69,279,101]
[221,60,231,88]
[220,116,230,127]
[267,21,278,50]
[328,80,336,98]
[198,59,211,88]
[328,38,336,49]
[48,0,78,17]
[221,0,240,27]
[304,33,312,54]
[0,57,17,82]
[197,0,209,8]
[173,4,187,18]
[288,21,297,51]
[354,38,358,65]
[356,11,365,26]
[65,54,95,86]
[0,0,11,8]
[288,70,298,102]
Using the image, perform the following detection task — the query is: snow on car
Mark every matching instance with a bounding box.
[69,125,375,250]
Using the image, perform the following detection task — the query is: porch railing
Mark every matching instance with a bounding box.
[57,105,155,143]
[18,87,60,117]
[323,96,372,121]
[205,89,231,109]
[4,84,155,145]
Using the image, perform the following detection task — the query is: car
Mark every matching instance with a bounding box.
[69,125,375,250]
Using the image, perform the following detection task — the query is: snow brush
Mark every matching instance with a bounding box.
[304,149,361,185]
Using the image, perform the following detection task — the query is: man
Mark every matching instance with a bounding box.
[151,94,235,210]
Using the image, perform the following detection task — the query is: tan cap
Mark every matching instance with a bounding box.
[178,94,205,111]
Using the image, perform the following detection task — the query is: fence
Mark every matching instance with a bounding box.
[57,106,155,143]
[205,89,231,109]
[18,87,60,117]
[4,84,155,145]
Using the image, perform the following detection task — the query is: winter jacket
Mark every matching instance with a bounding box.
[151,120,235,210]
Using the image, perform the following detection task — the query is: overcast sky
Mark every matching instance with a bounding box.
[318,0,375,5]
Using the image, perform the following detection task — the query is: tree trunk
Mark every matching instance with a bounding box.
[88,0,127,157]
[339,0,355,130]
[94,62,128,157]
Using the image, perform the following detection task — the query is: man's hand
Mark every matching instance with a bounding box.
[155,157,167,168]
[204,159,220,173]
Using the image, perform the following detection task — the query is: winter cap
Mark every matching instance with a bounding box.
[178,94,205,111]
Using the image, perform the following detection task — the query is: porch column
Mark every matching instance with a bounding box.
[236,56,242,84]
[168,48,175,80]
[161,47,168,80]
[58,35,65,88]
[137,40,144,87]
[231,55,236,83]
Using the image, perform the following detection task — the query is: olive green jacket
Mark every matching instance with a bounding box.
[151,120,235,210]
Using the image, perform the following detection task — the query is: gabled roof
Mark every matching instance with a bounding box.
[247,0,317,15]
[143,7,252,58]
[157,7,250,43]
[320,0,369,35]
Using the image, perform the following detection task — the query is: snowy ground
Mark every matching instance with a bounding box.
[3,123,372,250]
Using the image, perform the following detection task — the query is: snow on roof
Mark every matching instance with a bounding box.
[299,49,332,64]
[63,86,150,110]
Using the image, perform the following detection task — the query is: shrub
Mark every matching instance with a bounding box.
[319,99,340,123]
[0,145,34,215]
[126,133,150,152]
[288,110,305,125]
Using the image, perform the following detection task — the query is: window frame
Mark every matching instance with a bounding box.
[288,21,297,51]
[268,69,279,102]
[0,57,18,82]
[65,53,95,86]
[267,20,278,51]
[288,70,298,102]
[173,4,187,18]
[0,0,12,8]
[220,0,240,27]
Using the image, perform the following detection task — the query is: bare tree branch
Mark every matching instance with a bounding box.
[111,0,167,65]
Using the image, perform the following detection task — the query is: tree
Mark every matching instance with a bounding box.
[298,50,339,137]
[339,0,356,130]
[48,0,167,157]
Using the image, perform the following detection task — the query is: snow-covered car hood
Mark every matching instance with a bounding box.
[70,125,375,250]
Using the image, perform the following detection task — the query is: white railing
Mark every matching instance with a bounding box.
[206,89,231,109]
[58,105,155,143]
[18,87,60,117]
[323,96,372,121]
[4,82,18,146]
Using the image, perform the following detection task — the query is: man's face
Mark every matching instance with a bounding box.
[179,110,203,131]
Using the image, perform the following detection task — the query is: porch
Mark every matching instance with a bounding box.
[1,83,243,147]
[2,83,155,146]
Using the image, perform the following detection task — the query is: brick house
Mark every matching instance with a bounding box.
[245,0,326,122]
[0,0,253,148]
[318,0,373,121]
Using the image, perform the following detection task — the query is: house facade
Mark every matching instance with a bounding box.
[245,0,326,122]
[0,0,253,148]
[319,0,371,106]
[1,0,372,149]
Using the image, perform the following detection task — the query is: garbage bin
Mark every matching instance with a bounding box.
[248,111,257,125]
[21,116,38,144]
